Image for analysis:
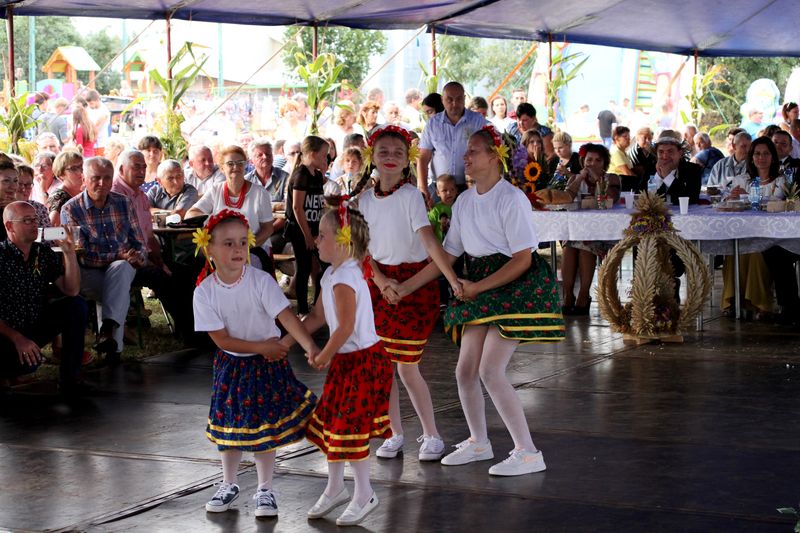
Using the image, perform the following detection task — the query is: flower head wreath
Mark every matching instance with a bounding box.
[192,209,256,286]
[331,195,374,279]
[362,124,419,171]
[481,124,510,173]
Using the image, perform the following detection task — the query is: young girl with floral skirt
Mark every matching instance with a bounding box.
[286,206,393,526]
[396,126,565,476]
[350,125,462,462]
[192,210,320,517]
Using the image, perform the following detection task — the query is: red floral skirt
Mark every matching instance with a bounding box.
[368,260,440,364]
[306,342,393,462]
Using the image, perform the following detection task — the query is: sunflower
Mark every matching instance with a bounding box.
[192,228,211,256]
[522,181,536,194]
[523,161,541,183]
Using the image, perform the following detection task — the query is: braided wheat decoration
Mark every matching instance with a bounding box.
[596,193,711,339]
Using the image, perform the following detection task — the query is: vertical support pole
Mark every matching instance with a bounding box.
[734,239,741,319]
[166,15,173,78]
[693,49,698,76]
[28,16,35,91]
[312,24,318,60]
[6,6,15,97]
[431,26,437,77]
[121,19,129,66]
[217,23,224,97]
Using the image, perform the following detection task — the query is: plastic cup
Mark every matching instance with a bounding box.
[624,191,635,210]
[679,196,689,215]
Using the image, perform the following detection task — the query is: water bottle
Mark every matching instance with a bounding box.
[749,177,762,211]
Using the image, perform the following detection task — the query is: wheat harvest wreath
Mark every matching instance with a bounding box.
[596,193,712,345]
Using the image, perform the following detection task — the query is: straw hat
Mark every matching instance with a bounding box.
[654,129,684,147]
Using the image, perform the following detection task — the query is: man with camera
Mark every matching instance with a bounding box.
[0,201,88,396]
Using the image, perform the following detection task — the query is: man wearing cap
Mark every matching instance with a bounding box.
[649,129,701,205]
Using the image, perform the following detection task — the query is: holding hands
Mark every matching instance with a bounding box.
[259,338,289,361]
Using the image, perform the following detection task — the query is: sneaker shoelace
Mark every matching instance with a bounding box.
[212,483,236,501]
[452,439,472,450]
[383,435,403,447]
[501,449,526,464]
[417,435,441,450]
[254,489,276,508]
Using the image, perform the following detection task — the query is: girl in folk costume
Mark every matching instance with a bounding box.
[192,210,320,517]
[285,206,393,526]
[393,126,565,476]
[350,125,462,461]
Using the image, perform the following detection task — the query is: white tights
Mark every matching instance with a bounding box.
[387,361,440,438]
[220,450,276,489]
[455,326,536,451]
[325,459,373,506]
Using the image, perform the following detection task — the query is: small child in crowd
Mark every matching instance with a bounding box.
[336,147,364,195]
[192,210,320,517]
[427,174,458,242]
[286,206,392,526]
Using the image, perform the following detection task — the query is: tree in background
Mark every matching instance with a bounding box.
[283,26,387,91]
[438,35,535,97]
[0,17,121,94]
[699,57,797,128]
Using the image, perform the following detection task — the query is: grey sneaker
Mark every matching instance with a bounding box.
[488,449,546,476]
[417,435,445,461]
[253,487,278,517]
[205,482,240,512]
[440,438,494,466]
[376,434,404,458]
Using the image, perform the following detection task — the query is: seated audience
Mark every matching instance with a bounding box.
[0,201,87,396]
[185,145,225,196]
[47,151,84,226]
[707,131,751,189]
[14,164,49,227]
[138,135,163,193]
[690,132,725,185]
[31,151,60,204]
[146,159,199,220]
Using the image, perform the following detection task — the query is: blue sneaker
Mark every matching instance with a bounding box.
[205,482,239,512]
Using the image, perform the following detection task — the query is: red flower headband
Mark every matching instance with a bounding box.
[205,209,250,232]
[481,124,502,147]
[193,209,254,286]
[367,124,413,147]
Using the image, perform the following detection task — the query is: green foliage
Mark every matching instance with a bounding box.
[698,56,798,127]
[545,50,588,127]
[437,35,536,95]
[680,64,738,130]
[81,30,123,95]
[0,17,122,93]
[0,17,81,84]
[776,506,800,532]
[150,43,208,160]
[0,92,39,155]
[282,26,387,88]
[293,52,345,135]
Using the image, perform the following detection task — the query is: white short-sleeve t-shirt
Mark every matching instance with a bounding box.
[321,260,380,353]
[444,178,538,258]
[193,266,289,356]
[190,181,274,249]
[358,183,430,264]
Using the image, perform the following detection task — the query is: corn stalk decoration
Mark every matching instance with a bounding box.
[680,64,738,132]
[0,93,39,158]
[150,43,209,160]
[545,50,588,128]
[294,52,344,135]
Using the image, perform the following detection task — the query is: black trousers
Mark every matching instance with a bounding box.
[134,265,195,339]
[0,296,87,385]
[762,246,800,313]
[286,223,325,314]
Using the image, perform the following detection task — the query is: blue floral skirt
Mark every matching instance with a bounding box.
[206,350,317,452]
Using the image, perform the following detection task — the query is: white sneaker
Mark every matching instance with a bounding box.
[488,449,547,476]
[440,438,494,466]
[205,482,240,512]
[253,487,278,517]
[336,492,379,526]
[417,435,445,461]
[376,434,404,458]
[307,487,349,519]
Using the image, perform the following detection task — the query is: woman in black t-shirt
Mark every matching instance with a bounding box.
[285,135,329,314]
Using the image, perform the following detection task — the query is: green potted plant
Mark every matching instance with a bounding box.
[0,93,38,161]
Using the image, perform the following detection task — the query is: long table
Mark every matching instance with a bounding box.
[531,204,800,319]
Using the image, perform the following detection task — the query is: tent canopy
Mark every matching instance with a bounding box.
[1,0,797,57]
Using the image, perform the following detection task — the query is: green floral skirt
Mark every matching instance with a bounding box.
[443,253,565,345]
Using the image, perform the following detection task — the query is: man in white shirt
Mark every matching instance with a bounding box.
[184,145,225,196]
[707,131,752,188]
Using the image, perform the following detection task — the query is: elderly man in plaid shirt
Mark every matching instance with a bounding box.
[61,156,183,364]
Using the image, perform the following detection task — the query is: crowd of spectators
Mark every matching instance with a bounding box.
[5,81,800,398]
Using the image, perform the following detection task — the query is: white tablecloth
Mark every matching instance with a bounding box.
[531,205,800,254]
